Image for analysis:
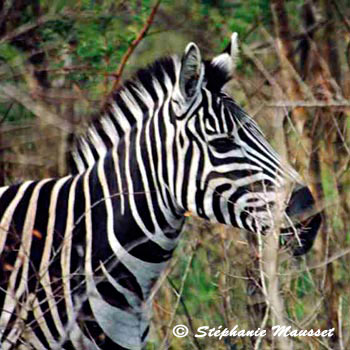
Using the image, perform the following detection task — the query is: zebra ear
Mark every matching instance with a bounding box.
[207,32,239,90]
[179,42,204,100]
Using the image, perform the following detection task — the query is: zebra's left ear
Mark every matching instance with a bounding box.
[178,42,205,101]
[206,32,239,90]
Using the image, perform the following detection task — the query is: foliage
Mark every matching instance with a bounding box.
[1,1,350,350]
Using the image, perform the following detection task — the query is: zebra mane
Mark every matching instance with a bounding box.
[71,56,178,174]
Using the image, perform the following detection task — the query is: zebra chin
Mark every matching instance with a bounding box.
[282,186,322,256]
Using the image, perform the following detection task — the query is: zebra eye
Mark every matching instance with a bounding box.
[209,137,235,151]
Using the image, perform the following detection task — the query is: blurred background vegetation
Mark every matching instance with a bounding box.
[0,0,350,349]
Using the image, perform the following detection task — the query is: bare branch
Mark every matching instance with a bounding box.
[268,100,350,107]
[0,84,72,132]
[0,13,60,45]
[102,0,162,108]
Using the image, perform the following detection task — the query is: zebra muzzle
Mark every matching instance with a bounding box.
[282,186,322,256]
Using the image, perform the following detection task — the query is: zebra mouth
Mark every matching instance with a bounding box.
[281,186,322,256]
[281,212,322,256]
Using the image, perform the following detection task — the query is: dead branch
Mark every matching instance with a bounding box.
[0,84,72,132]
[331,0,350,34]
[268,100,350,107]
[0,13,60,45]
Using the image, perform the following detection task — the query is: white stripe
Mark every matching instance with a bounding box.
[0,185,9,197]
[88,125,107,158]
[101,115,120,143]
[39,176,71,338]
[0,181,33,254]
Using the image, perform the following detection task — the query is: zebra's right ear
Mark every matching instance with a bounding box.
[179,42,204,100]
[206,32,239,91]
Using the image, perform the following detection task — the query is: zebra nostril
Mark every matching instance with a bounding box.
[286,186,315,218]
[284,185,322,256]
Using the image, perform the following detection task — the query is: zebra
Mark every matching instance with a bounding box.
[0,33,321,350]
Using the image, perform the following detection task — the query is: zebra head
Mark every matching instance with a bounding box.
[171,33,321,255]
[72,33,321,256]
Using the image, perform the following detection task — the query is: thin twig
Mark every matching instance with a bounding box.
[254,305,270,350]
[338,295,344,350]
[280,247,350,276]
[331,0,350,34]
[102,0,162,107]
[0,102,14,124]
[0,84,72,132]
[167,276,203,350]
[161,244,196,349]
[268,100,350,107]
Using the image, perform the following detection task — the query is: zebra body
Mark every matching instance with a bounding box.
[0,33,321,349]
[0,152,182,349]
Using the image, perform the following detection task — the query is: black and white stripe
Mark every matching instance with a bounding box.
[0,33,321,350]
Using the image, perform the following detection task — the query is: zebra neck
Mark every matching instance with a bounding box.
[87,150,185,304]
[98,145,185,245]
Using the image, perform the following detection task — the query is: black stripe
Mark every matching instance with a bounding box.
[212,183,231,223]
[28,180,57,288]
